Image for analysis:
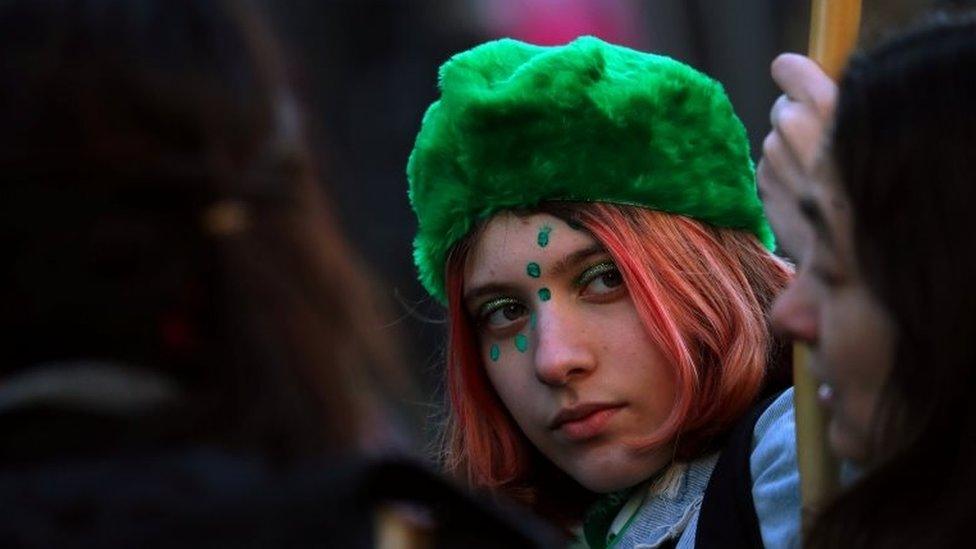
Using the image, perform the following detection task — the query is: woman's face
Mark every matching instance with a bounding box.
[770,162,896,464]
[463,212,677,492]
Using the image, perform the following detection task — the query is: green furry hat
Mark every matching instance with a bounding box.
[408,36,773,303]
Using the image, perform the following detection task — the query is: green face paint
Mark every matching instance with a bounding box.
[538,287,551,301]
[515,333,529,353]
[537,226,552,248]
[526,262,541,278]
[529,312,537,329]
[490,344,500,362]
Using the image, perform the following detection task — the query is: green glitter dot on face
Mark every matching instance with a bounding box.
[538,288,551,301]
[489,344,500,362]
[526,262,541,278]
[515,333,529,353]
[529,312,537,329]
[537,226,552,248]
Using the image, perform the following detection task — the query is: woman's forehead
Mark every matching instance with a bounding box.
[464,212,597,279]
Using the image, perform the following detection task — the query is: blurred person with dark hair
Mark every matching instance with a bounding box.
[760,12,976,548]
[0,0,408,459]
[0,1,559,546]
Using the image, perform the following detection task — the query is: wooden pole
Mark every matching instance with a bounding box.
[795,0,861,535]
[793,344,840,532]
[808,0,863,79]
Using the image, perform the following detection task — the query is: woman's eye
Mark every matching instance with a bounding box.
[481,300,528,327]
[578,261,625,297]
[811,264,844,288]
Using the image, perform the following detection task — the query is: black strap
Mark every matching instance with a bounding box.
[694,390,786,548]
[581,487,638,549]
[659,537,678,549]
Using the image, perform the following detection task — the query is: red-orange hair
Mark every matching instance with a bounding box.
[441,203,791,514]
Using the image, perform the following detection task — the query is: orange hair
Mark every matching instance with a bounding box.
[441,203,791,514]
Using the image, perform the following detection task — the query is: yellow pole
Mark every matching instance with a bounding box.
[793,344,840,531]
[795,0,861,534]
[808,0,863,79]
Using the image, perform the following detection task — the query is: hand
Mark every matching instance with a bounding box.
[758,53,837,261]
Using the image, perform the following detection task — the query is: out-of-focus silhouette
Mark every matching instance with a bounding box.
[0,0,405,458]
[0,1,561,546]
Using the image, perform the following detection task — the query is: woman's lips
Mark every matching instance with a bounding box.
[551,404,624,441]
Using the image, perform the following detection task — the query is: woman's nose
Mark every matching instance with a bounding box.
[771,268,820,344]
[532,306,597,386]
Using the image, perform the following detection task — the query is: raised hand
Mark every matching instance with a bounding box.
[758,53,837,262]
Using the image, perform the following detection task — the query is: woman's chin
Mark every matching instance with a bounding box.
[575,473,639,494]
[563,447,672,494]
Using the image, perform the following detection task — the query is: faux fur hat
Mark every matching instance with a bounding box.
[408,36,773,303]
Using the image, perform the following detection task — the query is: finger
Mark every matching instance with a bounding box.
[757,158,811,260]
[756,157,783,198]
[771,53,838,118]
[770,94,791,128]
[773,101,828,170]
[761,130,807,196]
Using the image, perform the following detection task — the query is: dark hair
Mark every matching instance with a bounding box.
[0,0,408,458]
[810,14,976,547]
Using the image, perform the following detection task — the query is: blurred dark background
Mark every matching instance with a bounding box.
[254,0,937,433]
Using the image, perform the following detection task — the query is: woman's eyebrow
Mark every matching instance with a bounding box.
[548,244,606,278]
[463,283,517,308]
[462,244,606,306]
[799,195,835,250]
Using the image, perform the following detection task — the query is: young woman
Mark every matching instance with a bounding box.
[762,14,976,548]
[409,36,800,547]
